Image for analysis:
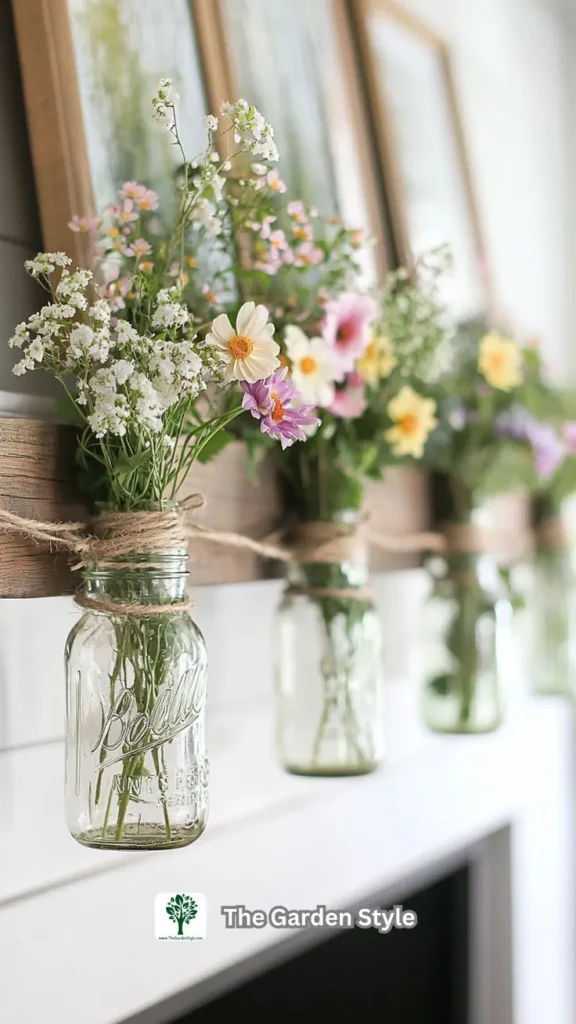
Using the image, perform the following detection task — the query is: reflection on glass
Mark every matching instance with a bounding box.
[221,0,376,283]
[369,15,484,320]
[69,0,207,217]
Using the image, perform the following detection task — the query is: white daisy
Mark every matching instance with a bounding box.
[207,302,279,383]
[285,325,341,407]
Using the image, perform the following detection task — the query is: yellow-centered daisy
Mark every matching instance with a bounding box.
[478,332,523,391]
[385,385,438,459]
[207,301,279,383]
[356,334,397,387]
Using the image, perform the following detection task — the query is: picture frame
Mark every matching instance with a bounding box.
[351,0,491,320]
[193,0,390,283]
[12,0,208,261]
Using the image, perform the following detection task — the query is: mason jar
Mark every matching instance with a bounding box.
[65,544,208,850]
[275,524,384,776]
[532,514,576,697]
[422,544,512,734]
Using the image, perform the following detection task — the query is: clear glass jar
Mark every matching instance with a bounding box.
[422,547,511,734]
[65,546,208,850]
[275,546,384,776]
[532,534,576,697]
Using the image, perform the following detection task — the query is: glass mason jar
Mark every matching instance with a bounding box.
[532,513,576,697]
[275,527,384,776]
[422,538,512,735]
[65,542,208,851]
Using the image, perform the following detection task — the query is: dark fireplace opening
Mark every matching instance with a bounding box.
[173,866,469,1024]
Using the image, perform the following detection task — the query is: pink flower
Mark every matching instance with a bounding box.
[240,368,319,449]
[266,170,287,193]
[260,215,277,240]
[119,199,138,224]
[269,230,288,250]
[122,237,152,258]
[68,214,101,233]
[119,182,159,211]
[287,200,307,223]
[321,292,377,373]
[294,242,323,267]
[292,223,313,242]
[329,376,368,419]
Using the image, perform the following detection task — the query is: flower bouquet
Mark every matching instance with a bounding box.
[181,160,453,775]
[422,318,576,731]
[7,85,313,849]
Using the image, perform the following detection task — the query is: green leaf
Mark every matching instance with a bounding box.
[195,428,235,465]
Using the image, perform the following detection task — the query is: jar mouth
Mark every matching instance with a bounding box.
[83,548,189,581]
[94,499,180,514]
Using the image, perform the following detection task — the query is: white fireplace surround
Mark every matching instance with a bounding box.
[0,574,573,1024]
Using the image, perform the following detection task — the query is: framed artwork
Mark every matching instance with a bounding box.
[12,0,208,260]
[193,0,390,284]
[351,0,491,320]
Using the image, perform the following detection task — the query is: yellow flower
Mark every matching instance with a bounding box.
[478,332,523,390]
[356,334,397,387]
[385,386,438,459]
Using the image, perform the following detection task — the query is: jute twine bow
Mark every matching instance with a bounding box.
[0,497,535,612]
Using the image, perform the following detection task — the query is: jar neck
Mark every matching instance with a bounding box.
[288,509,370,589]
[84,549,189,604]
[287,558,370,591]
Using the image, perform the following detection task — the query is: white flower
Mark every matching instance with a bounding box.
[28,339,45,363]
[112,359,135,384]
[8,323,29,348]
[204,114,218,132]
[207,302,279,383]
[152,301,189,331]
[190,197,222,236]
[220,101,235,118]
[89,300,111,324]
[285,325,340,407]
[24,252,72,277]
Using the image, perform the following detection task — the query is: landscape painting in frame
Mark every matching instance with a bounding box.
[352,0,490,321]
[13,0,208,257]
[194,0,389,284]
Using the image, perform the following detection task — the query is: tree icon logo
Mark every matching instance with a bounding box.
[165,894,198,936]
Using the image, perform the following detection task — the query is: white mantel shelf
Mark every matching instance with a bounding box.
[0,685,573,1024]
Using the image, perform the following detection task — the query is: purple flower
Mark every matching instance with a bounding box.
[240,368,320,449]
[528,423,565,481]
[495,406,565,481]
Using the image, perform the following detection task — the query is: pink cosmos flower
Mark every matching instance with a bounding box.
[240,368,319,449]
[294,242,323,267]
[68,214,101,234]
[122,237,152,258]
[119,182,159,211]
[260,216,277,240]
[269,229,288,250]
[321,292,377,373]
[329,375,368,419]
[266,170,287,193]
[287,200,307,223]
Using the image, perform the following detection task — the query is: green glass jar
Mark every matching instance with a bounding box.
[275,518,384,776]
[422,518,512,735]
[532,509,576,697]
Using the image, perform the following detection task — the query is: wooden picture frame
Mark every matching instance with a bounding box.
[193,0,390,284]
[351,0,491,320]
[11,0,208,260]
